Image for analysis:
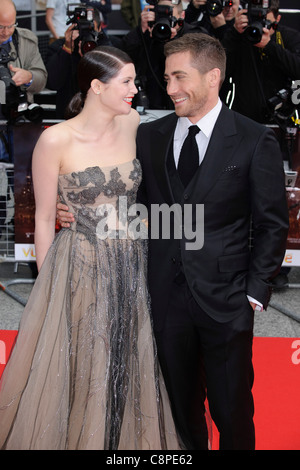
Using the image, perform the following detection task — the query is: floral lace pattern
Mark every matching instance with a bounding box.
[58,159,142,242]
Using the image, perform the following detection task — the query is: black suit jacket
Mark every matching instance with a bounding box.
[137,104,289,330]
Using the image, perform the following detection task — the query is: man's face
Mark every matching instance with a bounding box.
[223,0,240,21]
[164,51,211,122]
[0,8,17,44]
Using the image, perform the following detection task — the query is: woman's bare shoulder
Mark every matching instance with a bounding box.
[37,121,72,148]
[129,108,141,127]
[119,108,140,131]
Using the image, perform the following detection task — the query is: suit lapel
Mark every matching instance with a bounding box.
[148,105,242,204]
[150,113,178,205]
[189,104,242,201]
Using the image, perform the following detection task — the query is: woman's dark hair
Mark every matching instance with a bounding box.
[65,46,133,119]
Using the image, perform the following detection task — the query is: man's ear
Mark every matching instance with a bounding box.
[208,68,221,88]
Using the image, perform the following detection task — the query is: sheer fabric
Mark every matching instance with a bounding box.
[0,160,181,450]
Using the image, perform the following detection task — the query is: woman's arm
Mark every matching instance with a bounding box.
[32,127,62,270]
[45,8,58,39]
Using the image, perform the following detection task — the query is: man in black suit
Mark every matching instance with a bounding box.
[57,33,289,450]
[136,33,289,450]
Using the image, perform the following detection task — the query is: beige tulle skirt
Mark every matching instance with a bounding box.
[0,230,181,450]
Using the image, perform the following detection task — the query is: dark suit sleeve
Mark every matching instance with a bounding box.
[136,125,148,207]
[247,127,289,308]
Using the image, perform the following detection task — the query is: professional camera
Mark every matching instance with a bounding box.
[66,3,98,54]
[0,49,43,123]
[206,0,233,17]
[146,0,184,42]
[268,88,299,123]
[242,0,274,44]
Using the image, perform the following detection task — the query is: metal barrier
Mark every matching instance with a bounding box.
[0,164,14,261]
[0,164,34,306]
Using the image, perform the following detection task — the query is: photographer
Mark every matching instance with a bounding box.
[46,0,81,42]
[220,0,300,124]
[45,5,111,119]
[0,0,47,163]
[0,0,47,108]
[121,0,208,110]
[46,1,111,42]
[185,0,240,39]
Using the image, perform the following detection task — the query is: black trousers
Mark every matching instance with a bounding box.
[154,276,255,450]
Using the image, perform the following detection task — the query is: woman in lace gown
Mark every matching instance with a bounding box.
[0,47,181,450]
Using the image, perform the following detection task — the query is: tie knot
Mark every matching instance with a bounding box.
[188,125,200,137]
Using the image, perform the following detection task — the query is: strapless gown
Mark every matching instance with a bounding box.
[0,159,181,450]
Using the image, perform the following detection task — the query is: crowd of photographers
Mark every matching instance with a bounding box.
[47,0,300,127]
[0,0,299,125]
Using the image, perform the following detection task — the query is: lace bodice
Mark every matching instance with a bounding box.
[58,159,142,241]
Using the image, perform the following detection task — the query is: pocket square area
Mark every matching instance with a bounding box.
[222,165,238,173]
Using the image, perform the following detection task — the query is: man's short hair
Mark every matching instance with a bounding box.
[269,0,280,17]
[164,33,226,86]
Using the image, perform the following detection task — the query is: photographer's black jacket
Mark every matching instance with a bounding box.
[45,32,111,119]
[184,2,231,40]
[221,23,300,123]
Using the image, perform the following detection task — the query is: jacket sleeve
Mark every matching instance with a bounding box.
[16,29,47,95]
[247,127,289,308]
[45,40,78,91]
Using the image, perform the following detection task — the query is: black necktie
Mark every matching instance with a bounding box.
[177,125,200,187]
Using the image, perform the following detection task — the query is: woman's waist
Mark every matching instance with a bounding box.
[63,222,148,244]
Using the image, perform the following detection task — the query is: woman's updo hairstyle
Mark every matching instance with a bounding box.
[65,46,133,119]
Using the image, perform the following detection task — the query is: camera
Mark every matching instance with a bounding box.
[66,3,98,54]
[146,0,184,42]
[242,0,273,44]
[206,0,233,17]
[0,49,42,123]
[268,88,299,123]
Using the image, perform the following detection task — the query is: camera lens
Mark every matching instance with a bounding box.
[152,19,172,41]
[206,0,223,16]
[81,39,97,54]
[244,22,263,43]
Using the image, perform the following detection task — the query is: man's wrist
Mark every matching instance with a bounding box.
[62,44,72,54]
[24,73,33,87]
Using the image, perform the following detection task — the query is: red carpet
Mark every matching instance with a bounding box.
[253,337,300,450]
[211,336,300,450]
[1,332,300,450]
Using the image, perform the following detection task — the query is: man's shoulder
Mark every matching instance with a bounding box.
[222,104,271,135]
[278,23,300,37]
[138,111,177,132]
[46,0,58,8]
[16,27,38,44]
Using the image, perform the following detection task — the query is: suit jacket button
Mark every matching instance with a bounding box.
[183,194,189,200]
[171,258,176,263]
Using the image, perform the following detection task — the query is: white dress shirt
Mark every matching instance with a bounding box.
[173,98,263,311]
[173,98,222,168]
